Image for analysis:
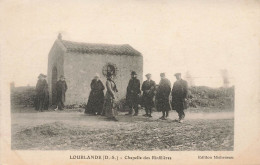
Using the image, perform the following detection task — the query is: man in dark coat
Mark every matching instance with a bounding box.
[85,73,105,115]
[35,74,49,111]
[55,75,67,110]
[141,73,156,117]
[126,71,141,116]
[171,73,188,123]
[156,73,171,120]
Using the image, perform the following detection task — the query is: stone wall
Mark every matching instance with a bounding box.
[64,52,143,105]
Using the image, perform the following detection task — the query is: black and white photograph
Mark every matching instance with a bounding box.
[1,0,260,164]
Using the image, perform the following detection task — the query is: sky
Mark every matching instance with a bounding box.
[1,0,260,87]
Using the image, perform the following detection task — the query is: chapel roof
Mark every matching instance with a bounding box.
[60,40,141,56]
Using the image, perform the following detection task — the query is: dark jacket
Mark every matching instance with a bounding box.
[156,78,171,100]
[141,79,156,108]
[156,78,171,111]
[127,78,141,96]
[36,79,48,95]
[171,79,188,110]
[90,79,105,93]
[56,80,67,102]
[126,78,141,104]
[142,80,156,98]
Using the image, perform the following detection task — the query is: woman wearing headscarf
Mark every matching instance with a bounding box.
[85,73,105,115]
[103,73,118,121]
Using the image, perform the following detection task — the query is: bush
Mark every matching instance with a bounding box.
[187,86,234,109]
[11,86,36,107]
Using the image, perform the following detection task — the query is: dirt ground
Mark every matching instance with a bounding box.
[11,107,234,151]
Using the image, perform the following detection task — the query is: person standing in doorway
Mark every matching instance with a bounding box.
[55,75,67,110]
[171,73,188,123]
[156,73,171,120]
[103,73,118,121]
[85,73,105,115]
[141,73,156,117]
[126,71,141,116]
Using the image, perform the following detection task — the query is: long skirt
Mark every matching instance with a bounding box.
[35,92,48,111]
[85,91,104,114]
[103,99,117,118]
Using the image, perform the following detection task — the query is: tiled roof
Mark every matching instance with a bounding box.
[60,40,141,56]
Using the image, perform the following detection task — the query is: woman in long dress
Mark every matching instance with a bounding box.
[103,73,118,121]
[85,74,105,115]
[35,74,49,111]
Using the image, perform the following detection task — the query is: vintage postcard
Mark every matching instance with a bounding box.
[0,0,260,164]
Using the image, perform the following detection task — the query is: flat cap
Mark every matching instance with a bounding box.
[160,73,165,77]
[174,73,181,76]
[145,73,151,77]
[38,73,46,78]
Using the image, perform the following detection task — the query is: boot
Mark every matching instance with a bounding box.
[111,117,118,121]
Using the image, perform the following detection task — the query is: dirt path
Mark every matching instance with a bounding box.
[12,110,234,129]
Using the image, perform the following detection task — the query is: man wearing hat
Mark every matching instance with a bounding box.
[55,75,68,110]
[171,73,188,123]
[156,73,171,120]
[126,71,141,116]
[35,74,49,111]
[141,73,156,117]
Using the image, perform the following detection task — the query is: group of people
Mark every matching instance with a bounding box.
[35,70,188,123]
[35,74,67,111]
[85,71,188,123]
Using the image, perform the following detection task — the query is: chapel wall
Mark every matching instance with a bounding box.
[63,52,143,105]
